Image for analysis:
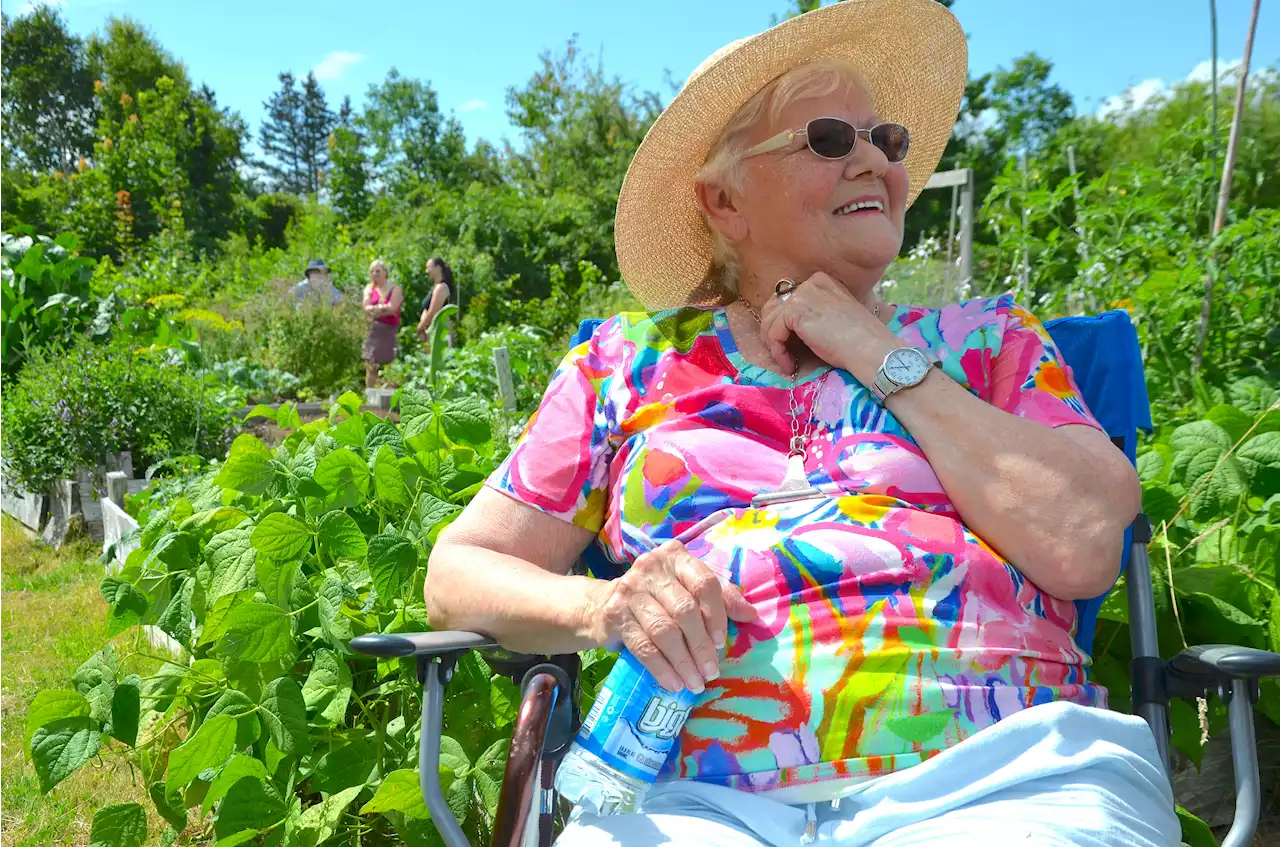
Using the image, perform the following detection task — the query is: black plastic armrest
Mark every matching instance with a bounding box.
[1167,645,1280,695]
[349,630,498,659]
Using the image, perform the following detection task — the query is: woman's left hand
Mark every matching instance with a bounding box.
[757,272,897,378]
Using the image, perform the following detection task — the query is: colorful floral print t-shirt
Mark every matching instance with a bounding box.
[486,293,1108,802]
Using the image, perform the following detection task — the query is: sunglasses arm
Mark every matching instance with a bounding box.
[742,129,799,159]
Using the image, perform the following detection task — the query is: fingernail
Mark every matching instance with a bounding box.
[713,631,726,649]
[688,678,704,694]
[701,661,719,681]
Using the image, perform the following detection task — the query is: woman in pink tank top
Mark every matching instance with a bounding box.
[362,258,403,387]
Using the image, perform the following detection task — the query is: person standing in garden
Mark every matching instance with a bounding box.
[415,256,459,348]
[294,258,343,308]
[361,258,402,387]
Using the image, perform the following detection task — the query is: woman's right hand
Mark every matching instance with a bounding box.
[584,541,757,694]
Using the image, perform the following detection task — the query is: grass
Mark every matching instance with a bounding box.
[0,516,163,847]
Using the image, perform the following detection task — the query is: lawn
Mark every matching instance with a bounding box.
[0,516,164,847]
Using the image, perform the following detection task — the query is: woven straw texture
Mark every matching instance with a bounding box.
[614,0,968,309]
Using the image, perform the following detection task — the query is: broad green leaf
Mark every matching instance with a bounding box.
[302,649,353,725]
[398,389,433,424]
[336,390,364,418]
[110,675,141,747]
[441,396,492,446]
[1140,484,1180,531]
[215,435,274,495]
[205,526,258,601]
[255,556,298,610]
[181,506,249,534]
[359,768,434,819]
[148,781,187,832]
[260,676,312,756]
[404,412,442,454]
[366,532,418,601]
[365,422,404,457]
[1228,377,1279,417]
[206,688,262,748]
[72,647,118,723]
[1239,431,1280,497]
[373,445,410,505]
[1135,449,1166,484]
[315,448,371,503]
[203,754,268,817]
[1176,805,1217,847]
[475,737,510,778]
[276,401,302,430]
[89,803,147,847]
[1169,420,1249,520]
[1184,592,1263,646]
[31,717,101,792]
[212,830,259,847]
[251,512,312,562]
[489,676,518,728]
[156,577,195,649]
[100,576,148,636]
[316,511,367,562]
[199,589,255,646]
[242,404,276,423]
[166,714,237,788]
[139,661,188,713]
[317,575,354,647]
[310,734,378,795]
[217,603,295,663]
[438,734,471,774]
[417,492,460,530]
[148,531,197,572]
[332,414,366,448]
[1206,403,1252,445]
[24,690,90,756]
[474,769,501,818]
[296,784,363,847]
[213,777,287,839]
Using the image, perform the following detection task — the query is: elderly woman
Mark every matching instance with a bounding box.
[427,2,1178,845]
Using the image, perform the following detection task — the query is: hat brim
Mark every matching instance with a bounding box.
[614,0,968,310]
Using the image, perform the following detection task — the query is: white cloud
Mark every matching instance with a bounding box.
[458,99,488,112]
[1096,57,1248,119]
[312,51,366,82]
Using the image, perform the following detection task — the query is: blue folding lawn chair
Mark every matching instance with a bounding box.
[352,310,1280,847]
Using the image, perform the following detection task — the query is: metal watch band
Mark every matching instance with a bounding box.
[871,347,939,403]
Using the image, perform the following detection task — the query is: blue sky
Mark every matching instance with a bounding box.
[9,0,1278,152]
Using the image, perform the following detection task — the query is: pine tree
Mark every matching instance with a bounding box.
[258,72,308,193]
[300,72,334,194]
[328,95,371,222]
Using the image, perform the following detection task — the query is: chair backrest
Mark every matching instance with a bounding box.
[568,310,1153,654]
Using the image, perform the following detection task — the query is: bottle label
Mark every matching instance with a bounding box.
[574,650,698,782]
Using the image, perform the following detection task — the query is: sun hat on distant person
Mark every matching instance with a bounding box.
[614,0,968,309]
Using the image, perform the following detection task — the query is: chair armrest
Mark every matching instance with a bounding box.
[349,630,498,658]
[1167,645,1280,697]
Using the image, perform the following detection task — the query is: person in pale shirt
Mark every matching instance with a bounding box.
[293,258,343,308]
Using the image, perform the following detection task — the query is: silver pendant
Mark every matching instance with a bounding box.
[751,452,823,507]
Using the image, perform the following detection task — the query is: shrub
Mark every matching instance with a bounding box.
[19,390,574,846]
[0,337,239,490]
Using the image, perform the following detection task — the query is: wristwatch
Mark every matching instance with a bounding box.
[871,346,939,403]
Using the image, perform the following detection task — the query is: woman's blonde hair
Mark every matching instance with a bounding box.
[697,58,870,296]
[369,258,389,276]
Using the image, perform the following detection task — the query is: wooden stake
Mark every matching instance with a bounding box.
[1193,0,1261,374]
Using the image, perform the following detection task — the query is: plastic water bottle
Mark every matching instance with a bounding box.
[553,649,700,815]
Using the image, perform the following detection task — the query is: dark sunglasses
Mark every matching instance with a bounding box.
[743,117,910,164]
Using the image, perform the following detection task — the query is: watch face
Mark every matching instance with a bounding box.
[884,348,927,384]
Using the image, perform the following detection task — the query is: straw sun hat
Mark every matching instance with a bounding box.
[614,0,968,309]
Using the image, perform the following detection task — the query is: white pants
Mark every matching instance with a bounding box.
[556,702,1180,847]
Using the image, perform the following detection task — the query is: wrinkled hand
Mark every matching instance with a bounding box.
[758,272,897,379]
[587,541,756,693]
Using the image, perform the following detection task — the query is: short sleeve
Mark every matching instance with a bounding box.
[988,297,1103,431]
[485,319,621,532]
